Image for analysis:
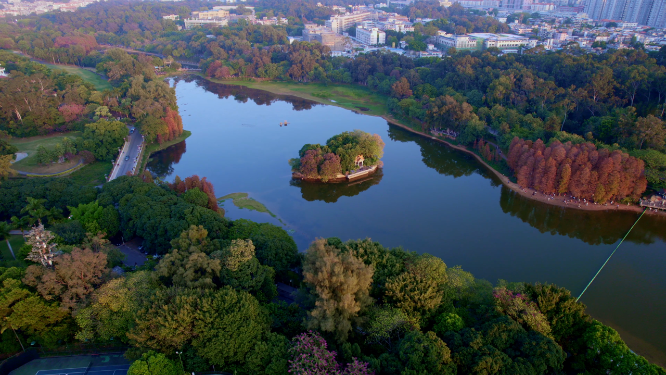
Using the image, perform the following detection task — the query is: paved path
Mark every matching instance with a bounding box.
[109,130,143,181]
[15,158,83,176]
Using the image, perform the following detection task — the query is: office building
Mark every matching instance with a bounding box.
[356,27,386,45]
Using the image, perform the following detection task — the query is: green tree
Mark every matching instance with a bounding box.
[127,351,182,375]
[302,238,374,341]
[80,119,129,161]
[21,197,49,226]
[398,331,455,375]
[212,239,277,302]
[156,226,221,289]
[75,271,156,343]
[384,254,450,324]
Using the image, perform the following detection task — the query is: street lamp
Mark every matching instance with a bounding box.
[176,350,184,370]
[5,319,25,352]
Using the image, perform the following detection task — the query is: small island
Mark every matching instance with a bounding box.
[290,130,385,183]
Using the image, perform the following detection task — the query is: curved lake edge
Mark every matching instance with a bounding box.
[198,76,664,218]
[150,77,666,366]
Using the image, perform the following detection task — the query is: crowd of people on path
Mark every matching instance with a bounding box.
[518,188,625,209]
[430,127,458,139]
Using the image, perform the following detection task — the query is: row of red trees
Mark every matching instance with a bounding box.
[507,137,647,203]
[157,107,184,144]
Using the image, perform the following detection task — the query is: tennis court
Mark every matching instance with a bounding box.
[9,353,130,375]
[34,364,129,375]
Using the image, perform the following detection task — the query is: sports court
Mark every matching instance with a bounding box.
[9,354,129,375]
[34,364,129,375]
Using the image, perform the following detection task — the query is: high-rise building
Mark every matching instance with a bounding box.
[585,0,666,27]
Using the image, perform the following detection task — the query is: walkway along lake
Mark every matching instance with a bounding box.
[147,76,666,366]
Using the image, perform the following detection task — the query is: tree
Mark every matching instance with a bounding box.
[493,286,552,337]
[23,247,109,310]
[398,331,455,375]
[392,78,412,99]
[384,254,450,324]
[156,225,221,289]
[129,287,271,370]
[212,239,277,302]
[127,351,182,375]
[362,306,412,352]
[0,278,71,347]
[302,239,374,341]
[80,119,129,161]
[0,154,17,183]
[0,222,15,259]
[24,222,59,267]
[634,115,666,150]
[76,271,157,343]
[21,197,49,226]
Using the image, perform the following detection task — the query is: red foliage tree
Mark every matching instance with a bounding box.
[507,137,647,202]
[58,103,85,122]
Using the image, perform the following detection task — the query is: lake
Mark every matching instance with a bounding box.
[148,76,666,365]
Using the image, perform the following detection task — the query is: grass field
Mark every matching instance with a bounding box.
[67,161,113,187]
[0,235,25,262]
[218,192,276,217]
[10,132,81,173]
[207,77,390,117]
[42,63,113,91]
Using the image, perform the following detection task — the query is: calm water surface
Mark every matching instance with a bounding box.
[148,77,666,365]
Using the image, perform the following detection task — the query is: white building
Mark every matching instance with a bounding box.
[0,65,7,77]
[437,33,482,50]
[184,18,229,29]
[468,33,534,49]
[356,27,386,45]
[162,14,179,20]
[326,12,374,34]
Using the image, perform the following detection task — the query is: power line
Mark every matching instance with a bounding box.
[577,207,647,302]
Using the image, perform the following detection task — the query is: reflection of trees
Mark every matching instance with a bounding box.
[176,76,318,111]
[292,170,383,203]
[388,125,498,183]
[146,140,187,178]
[499,187,666,246]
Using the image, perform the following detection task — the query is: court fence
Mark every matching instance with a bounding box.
[0,350,38,375]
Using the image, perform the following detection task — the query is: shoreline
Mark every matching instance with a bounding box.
[203,77,663,217]
[382,116,665,217]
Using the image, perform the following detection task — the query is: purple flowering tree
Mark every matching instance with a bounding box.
[288,331,373,375]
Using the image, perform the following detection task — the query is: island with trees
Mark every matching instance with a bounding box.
[290,130,385,183]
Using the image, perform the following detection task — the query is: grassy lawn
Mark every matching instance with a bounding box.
[42,63,113,91]
[218,192,276,217]
[207,77,390,117]
[67,161,113,187]
[11,132,81,173]
[0,235,25,262]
